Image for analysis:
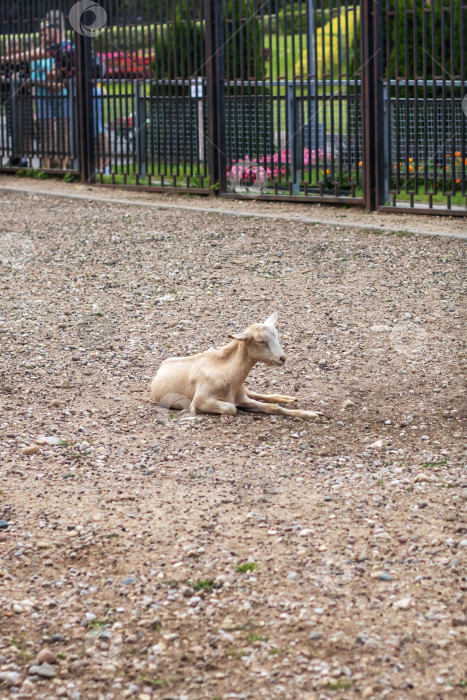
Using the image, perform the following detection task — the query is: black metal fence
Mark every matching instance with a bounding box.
[0,1,466,214]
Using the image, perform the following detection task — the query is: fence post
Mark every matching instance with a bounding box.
[204,0,226,194]
[287,83,300,193]
[360,0,385,210]
[134,81,147,178]
[75,30,95,184]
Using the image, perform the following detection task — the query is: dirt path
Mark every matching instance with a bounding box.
[0,187,466,699]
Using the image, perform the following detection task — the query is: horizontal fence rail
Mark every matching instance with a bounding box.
[0,0,465,214]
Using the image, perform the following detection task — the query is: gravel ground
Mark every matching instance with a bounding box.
[0,188,466,700]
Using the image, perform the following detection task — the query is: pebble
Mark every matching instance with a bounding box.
[35,648,57,665]
[0,520,8,530]
[342,399,355,409]
[412,473,434,483]
[459,539,467,547]
[369,439,384,449]
[49,633,64,643]
[393,596,411,609]
[22,445,40,455]
[0,671,21,686]
[298,528,313,536]
[379,572,393,581]
[36,662,56,678]
[120,577,138,585]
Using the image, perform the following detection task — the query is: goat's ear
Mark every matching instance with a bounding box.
[264,311,278,327]
[227,332,251,342]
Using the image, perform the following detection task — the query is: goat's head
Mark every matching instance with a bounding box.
[227,312,286,366]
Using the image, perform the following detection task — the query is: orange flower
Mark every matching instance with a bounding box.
[455,179,460,184]
[409,158,413,163]
[358,161,362,166]
[409,165,414,172]
[455,151,460,157]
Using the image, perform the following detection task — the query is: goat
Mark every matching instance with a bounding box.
[151,313,326,420]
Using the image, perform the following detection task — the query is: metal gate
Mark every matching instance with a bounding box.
[0,1,465,214]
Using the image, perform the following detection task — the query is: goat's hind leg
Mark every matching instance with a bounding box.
[238,396,325,420]
[245,389,296,404]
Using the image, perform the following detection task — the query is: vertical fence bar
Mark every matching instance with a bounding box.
[75,26,95,183]
[360,0,385,209]
[204,0,225,193]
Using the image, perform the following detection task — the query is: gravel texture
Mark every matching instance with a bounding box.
[0,188,466,700]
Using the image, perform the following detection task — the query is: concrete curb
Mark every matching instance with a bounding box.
[1,185,466,241]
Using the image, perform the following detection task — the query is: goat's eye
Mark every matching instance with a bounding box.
[259,340,268,345]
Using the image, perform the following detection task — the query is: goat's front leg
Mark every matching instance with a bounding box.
[191,392,237,416]
[237,395,326,421]
[245,389,296,404]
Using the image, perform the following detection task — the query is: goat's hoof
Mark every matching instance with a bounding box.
[278,395,296,403]
[308,411,328,421]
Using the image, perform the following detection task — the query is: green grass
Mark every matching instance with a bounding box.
[328,679,353,690]
[422,459,447,468]
[87,618,113,628]
[245,632,269,643]
[227,649,248,659]
[193,579,221,592]
[236,562,257,574]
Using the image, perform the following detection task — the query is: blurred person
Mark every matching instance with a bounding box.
[29,11,69,168]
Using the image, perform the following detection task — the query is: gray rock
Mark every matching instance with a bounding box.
[379,572,393,581]
[36,663,56,678]
[49,633,64,643]
[0,671,21,686]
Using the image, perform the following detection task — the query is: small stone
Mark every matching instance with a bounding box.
[60,379,71,389]
[0,671,21,686]
[36,436,48,445]
[46,436,61,446]
[412,473,433,483]
[21,679,35,692]
[188,596,201,607]
[361,688,374,699]
[379,572,393,581]
[342,399,355,409]
[49,634,64,643]
[369,439,384,449]
[393,596,411,609]
[459,539,467,547]
[318,358,327,366]
[36,648,57,665]
[0,520,8,530]
[298,528,313,536]
[36,662,56,678]
[370,324,391,332]
[120,577,138,585]
[22,445,40,455]
[64,310,72,316]
[309,631,322,641]
[50,400,61,408]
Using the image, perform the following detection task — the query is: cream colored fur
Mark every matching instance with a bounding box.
[151,313,325,420]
